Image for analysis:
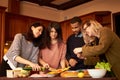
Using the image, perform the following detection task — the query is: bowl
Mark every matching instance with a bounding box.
[87,69,107,78]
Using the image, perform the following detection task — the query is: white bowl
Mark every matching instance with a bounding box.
[87,69,107,78]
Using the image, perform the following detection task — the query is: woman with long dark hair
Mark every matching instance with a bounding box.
[0,22,46,76]
[39,22,66,69]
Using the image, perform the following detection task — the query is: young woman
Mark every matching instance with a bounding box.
[0,22,46,76]
[73,20,120,80]
[39,22,66,70]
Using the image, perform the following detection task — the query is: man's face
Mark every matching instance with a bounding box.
[70,22,81,35]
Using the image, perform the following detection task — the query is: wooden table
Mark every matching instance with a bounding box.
[0,77,117,80]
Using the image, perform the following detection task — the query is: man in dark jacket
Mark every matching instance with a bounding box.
[66,16,86,70]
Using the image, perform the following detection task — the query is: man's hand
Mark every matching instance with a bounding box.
[69,58,78,67]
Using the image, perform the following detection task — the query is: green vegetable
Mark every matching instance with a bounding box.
[23,67,32,71]
[78,70,83,73]
[95,62,111,71]
[41,67,46,71]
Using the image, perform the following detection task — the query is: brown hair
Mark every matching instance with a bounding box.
[70,16,82,24]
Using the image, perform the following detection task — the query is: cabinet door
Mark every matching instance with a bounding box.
[61,20,72,43]
[5,14,29,41]
[5,13,51,41]
[81,14,95,22]
[95,14,111,28]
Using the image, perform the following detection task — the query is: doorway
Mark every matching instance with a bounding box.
[113,12,120,37]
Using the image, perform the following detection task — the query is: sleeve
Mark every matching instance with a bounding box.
[30,48,39,63]
[7,33,23,60]
[66,38,72,60]
[66,38,77,61]
[82,28,114,57]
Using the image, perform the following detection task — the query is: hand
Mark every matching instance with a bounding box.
[69,58,77,67]
[29,63,41,71]
[77,53,86,60]
[43,63,50,69]
[73,47,82,54]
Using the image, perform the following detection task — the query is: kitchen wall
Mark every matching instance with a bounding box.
[20,1,61,21]
[0,0,8,11]
[60,0,120,21]
[0,0,120,22]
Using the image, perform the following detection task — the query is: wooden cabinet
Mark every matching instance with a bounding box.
[81,11,111,29]
[113,12,120,37]
[61,20,72,43]
[0,6,6,62]
[5,12,51,41]
[8,0,20,14]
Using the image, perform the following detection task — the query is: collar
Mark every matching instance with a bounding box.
[75,32,83,37]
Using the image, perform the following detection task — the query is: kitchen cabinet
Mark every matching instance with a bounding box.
[5,12,51,41]
[81,11,111,29]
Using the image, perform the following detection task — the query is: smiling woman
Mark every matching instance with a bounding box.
[39,22,67,70]
[0,22,46,77]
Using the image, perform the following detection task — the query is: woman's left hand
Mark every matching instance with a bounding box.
[73,47,82,54]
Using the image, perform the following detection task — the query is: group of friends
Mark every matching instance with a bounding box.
[0,16,120,80]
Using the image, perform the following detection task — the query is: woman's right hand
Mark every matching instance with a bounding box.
[29,62,41,71]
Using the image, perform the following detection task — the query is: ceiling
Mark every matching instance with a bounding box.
[20,0,93,10]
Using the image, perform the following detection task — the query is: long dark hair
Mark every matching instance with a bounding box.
[23,21,46,49]
[46,22,63,49]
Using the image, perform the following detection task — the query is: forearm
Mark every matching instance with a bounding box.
[15,56,32,66]
[66,52,74,61]
[39,58,47,66]
[15,56,41,71]
[60,59,66,68]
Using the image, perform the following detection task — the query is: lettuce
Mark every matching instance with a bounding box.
[95,62,111,71]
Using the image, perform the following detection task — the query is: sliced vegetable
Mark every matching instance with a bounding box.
[23,67,32,71]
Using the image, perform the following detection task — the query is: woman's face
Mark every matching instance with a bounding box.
[32,26,43,38]
[50,28,58,40]
[83,24,94,37]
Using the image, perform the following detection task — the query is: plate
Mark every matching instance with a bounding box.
[29,73,55,78]
[60,71,78,77]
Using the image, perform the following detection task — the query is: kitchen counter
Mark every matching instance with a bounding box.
[0,77,118,80]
